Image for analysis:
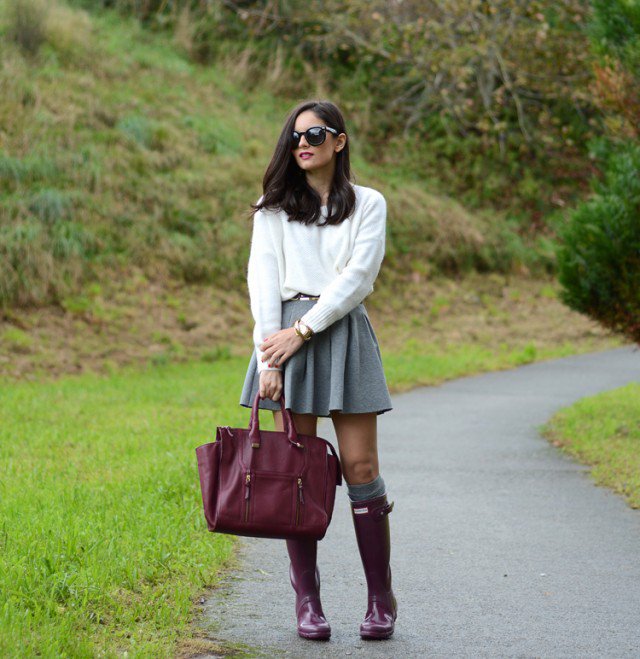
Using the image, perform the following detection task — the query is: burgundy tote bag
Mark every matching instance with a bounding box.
[196,392,343,540]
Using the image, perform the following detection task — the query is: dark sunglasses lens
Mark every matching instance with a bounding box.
[307,127,324,145]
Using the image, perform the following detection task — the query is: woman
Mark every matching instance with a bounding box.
[238,99,397,641]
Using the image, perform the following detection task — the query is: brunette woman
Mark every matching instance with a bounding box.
[239,99,396,640]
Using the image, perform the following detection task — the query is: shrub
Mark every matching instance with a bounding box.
[556,143,640,343]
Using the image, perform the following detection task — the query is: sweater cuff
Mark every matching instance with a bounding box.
[256,346,283,373]
[299,304,338,335]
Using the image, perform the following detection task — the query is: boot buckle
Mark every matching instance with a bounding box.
[373,500,394,519]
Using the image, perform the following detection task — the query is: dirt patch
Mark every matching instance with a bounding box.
[370,271,619,355]
[0,267,621,383]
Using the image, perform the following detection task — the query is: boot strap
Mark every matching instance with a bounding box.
[373,500,394,519]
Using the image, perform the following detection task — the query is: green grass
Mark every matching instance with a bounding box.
[0,338,618,655]
[542,382,640,509]
[0,358,244,657]
[382,339,581,392]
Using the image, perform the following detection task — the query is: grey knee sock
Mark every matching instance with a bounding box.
[347,474,386,502]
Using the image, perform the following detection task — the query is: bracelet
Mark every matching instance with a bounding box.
[293,319,314,341]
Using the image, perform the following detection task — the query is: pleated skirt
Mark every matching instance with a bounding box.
[238,298,393,417]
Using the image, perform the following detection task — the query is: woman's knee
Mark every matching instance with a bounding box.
[342,458,379,485]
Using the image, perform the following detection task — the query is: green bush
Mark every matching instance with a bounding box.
[556,143,640,343]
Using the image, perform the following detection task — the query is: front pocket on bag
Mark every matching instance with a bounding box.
[242,470,299,527]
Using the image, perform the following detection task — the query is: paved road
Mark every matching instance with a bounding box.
[201,346,640,658]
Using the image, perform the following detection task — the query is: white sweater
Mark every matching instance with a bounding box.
[247,183,387,372]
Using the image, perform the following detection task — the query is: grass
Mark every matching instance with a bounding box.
[382,340,579,393]
[542,382,640,510]
[0,359,242,657]
[0,337,629,656]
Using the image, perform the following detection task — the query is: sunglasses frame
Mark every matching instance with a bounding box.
[291,125,340,148]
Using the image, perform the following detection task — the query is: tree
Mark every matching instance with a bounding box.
[556,0,640,344]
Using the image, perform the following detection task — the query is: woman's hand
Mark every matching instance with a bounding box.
[259,327,305,369]
[259,370,283,401]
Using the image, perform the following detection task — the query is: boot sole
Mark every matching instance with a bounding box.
[360,611,397,639]
[298,629,331,640]
[360,629,394,640]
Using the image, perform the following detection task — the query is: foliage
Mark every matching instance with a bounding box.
[556,143,640,344]
[5,0,49,56]
[556,0,640,343]
[74,0,601,215]
[587,0,640,141]
[91,0,594,150]
[3,0,92,63]
[0,7,558,309]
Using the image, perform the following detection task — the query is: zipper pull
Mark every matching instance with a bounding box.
[245,472,252,500]
[297,477,304,504]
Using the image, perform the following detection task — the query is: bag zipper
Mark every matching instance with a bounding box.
[244,471,251,522]
[296,477,304,525]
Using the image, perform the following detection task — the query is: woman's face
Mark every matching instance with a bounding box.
[291,110,346,171]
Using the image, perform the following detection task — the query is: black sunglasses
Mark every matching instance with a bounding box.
[291,125,340,148]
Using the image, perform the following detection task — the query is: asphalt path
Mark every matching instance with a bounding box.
[201,346,640,658]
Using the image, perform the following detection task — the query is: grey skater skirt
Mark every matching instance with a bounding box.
[239,298,393,417]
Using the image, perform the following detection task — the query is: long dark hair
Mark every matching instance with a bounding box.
[250,99,356,226]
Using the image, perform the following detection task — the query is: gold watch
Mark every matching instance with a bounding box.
[293,319,314,341]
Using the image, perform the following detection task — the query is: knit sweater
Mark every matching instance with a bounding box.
[247,183,387,373]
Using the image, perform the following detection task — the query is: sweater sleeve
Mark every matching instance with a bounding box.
[299,191,387,334]
[247,207,283,373]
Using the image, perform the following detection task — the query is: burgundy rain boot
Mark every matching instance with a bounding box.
[286,537,331,640]
[350,493,398,639]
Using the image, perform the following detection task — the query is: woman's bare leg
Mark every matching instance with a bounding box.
[329,410,379,485]
[330,409,396,639]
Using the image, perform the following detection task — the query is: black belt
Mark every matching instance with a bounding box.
[290,292,320,300]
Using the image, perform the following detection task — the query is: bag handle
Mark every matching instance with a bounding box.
[248,391,301,449]
[247,392,343,485]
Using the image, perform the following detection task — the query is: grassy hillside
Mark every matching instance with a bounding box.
[0,1,558,312]
[0,1,618,383]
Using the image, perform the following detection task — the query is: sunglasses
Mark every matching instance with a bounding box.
[291,125,339,148]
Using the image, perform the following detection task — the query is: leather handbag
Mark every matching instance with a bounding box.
[195,392,343,540]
